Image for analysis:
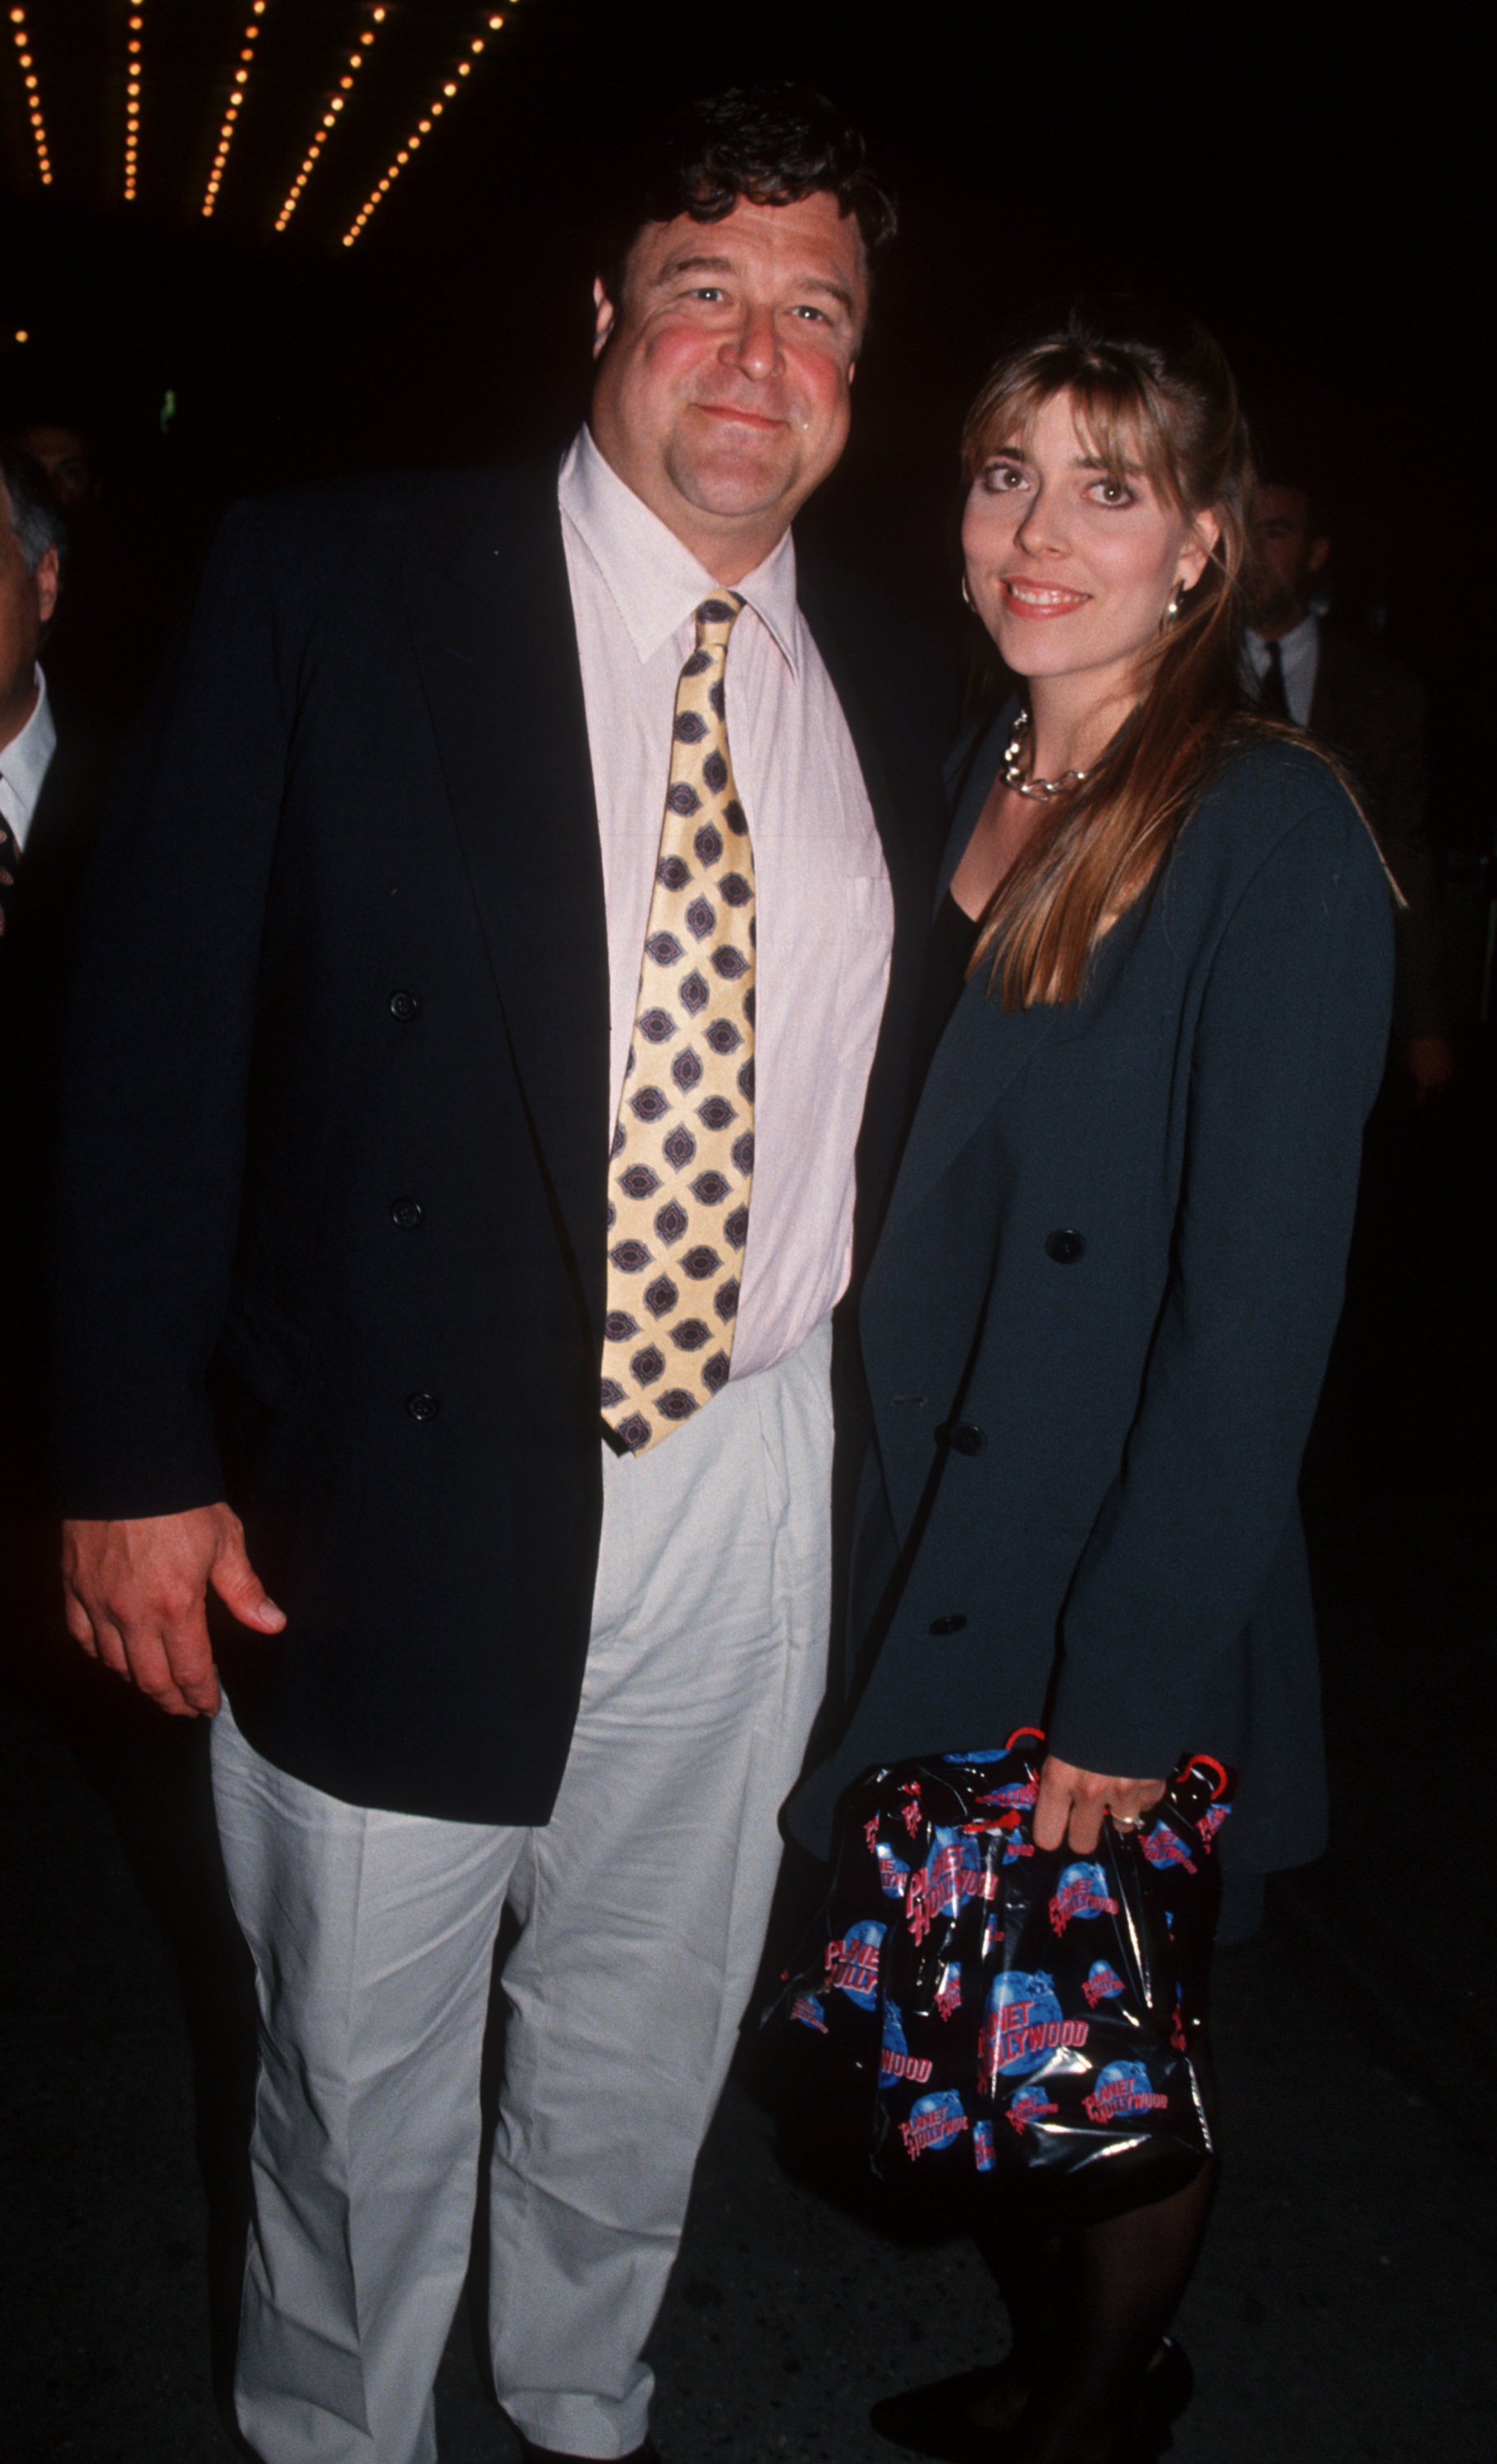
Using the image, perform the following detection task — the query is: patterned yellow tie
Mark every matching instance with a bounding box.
[601,595,755,1454]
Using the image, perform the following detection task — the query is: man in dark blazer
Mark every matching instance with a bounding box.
[2,444,66,1584]
[1246,479,1453,1094]
[51,90,948,2464]
[0,442,63,936]
[2,442,119,1499]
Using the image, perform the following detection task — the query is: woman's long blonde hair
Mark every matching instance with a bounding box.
[962,297,1265,1009]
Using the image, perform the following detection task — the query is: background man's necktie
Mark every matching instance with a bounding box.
[0,812,16,936]
[600,595,757,1455]
[1256,637,1290,719]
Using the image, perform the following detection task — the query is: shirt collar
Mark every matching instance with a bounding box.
[558,426,801,678]
[0,667,56,848]
[1246,609,1319,674]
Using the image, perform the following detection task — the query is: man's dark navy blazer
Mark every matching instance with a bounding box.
[51,462,952,1824]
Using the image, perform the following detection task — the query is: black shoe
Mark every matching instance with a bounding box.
[516,2438,660,2463]
[869,2365,1015,2462]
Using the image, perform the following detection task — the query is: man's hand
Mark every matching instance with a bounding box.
[62,1505,285,1718]
[1032,1754,1166,1855]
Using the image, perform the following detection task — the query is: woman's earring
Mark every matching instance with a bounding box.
[1164,577,1186,627]
[962,573,976,611]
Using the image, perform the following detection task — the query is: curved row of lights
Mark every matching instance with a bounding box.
[341,12,507,250]
[8,4,53,186]
[274,2,388,234]
[7,1,517,241]
[202,0,268,221]
[123,7,145,201]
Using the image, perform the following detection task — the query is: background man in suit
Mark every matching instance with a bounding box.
[1,445,66,1578]
[52,88,947,2464]
[0,443,63,932]
[1245,477,1454,1096]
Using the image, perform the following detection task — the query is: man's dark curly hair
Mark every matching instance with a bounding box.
[597,84,897,309]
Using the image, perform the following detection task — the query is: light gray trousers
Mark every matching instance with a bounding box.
[211,1320,833,2463]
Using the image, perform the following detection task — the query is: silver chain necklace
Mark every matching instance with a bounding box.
[1000,711,1089,802]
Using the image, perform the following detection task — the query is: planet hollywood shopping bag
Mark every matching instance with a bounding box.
[761,1731,1232,2229]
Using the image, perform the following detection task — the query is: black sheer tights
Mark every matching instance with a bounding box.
[967,2152,1219,2462]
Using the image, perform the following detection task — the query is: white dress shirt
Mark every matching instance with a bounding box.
[558,428,893,1382]
[0,664,57,853]
[1244,612,1320,729]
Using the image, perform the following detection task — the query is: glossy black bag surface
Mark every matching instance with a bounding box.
[762,1733,1231,2230]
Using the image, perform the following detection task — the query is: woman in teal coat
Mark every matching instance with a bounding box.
[792,300,1394,2463]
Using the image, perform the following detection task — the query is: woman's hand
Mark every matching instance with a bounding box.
[1033,1754,1166,1855]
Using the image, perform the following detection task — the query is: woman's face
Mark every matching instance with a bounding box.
[961,388,1218,698]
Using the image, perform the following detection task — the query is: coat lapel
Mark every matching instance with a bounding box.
[405,469,610,1331]
[797,566,946,1265]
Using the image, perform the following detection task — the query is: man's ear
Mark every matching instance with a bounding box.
[592,277,617,362]
[1308,535,1330,576]
[34,543,59,629]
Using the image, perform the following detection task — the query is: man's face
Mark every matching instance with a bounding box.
[1247,483,1328,636]
[0,483,57,752]
[589,190,869,584]
[20,425,94,513]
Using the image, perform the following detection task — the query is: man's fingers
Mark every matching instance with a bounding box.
[60,1506,281,1721]
[209,1531,286,1634]
[118,1616,221,1717]
[62,1593,102,1657]
[90,1616,133,1682]
[59,1506,259,1717]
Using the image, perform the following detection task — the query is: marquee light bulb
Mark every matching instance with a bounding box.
[275,0,399,233]
[122,6,145,201]
[340,7,507,250]
[9,5,52,184]
[202,9,269,218]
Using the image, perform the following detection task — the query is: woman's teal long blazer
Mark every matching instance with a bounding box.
[793,713,1394,1873]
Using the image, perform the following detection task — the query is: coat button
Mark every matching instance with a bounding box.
[405,1391,440,1423]
[1045,1228,1086,1264]
[947,1422,986,1456]
[389,989,420,1022]
[930,1612,967,1636]
[391,1198,425,1230]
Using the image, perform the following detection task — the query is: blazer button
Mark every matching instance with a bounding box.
[389,989,420,1022]
[947,1422,986,1456]
[405,1391,440,1423]
[930,1613,967,1636]
[391,1198,425,1230]
[1045,1228,1086,1264]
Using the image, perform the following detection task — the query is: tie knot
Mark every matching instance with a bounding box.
[694,593,743,652]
